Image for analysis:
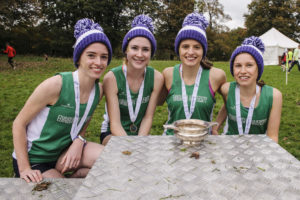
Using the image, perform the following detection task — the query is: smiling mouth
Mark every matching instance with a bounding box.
[239,76,250,80]
[185,57,197,61]
[92,67,104,72]
[134,58,145,62]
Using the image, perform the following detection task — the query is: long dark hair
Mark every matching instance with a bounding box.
[257,79,265,87]
[201,57,213,69]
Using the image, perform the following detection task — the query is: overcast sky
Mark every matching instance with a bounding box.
[218,0,252,29]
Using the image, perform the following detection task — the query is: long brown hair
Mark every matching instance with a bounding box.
[201,57,213,69]
[257,79,265,87]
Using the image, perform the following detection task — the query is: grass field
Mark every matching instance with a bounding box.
[0,55,299,177]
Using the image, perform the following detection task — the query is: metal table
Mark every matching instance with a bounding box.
[74,135,300,200]
[0,178,83,200]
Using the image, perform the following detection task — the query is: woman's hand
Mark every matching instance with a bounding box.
[60,139,84,174]
[211,128,219,135]
[20,168,43,183]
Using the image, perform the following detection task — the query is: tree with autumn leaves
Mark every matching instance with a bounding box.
[0,0,298,61]
[245,0,300,41]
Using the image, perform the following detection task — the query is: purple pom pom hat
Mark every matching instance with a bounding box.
[230,36,265,80]
[73,18,112,67]
[175,12,209,58]
[122,14,157,57]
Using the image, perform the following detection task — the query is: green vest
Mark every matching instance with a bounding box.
[165,64,215,135]
[225,82,273,135]
[13,72,100,163]
[101,65,154,135]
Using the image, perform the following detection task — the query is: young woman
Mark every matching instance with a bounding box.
[12,18,112,183]
[212,36,282,143]
[100,15,164,145]
[160,12,226,135]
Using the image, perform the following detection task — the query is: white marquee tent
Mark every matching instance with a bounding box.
[259,27,299,65]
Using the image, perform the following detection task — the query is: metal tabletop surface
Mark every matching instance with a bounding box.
[74,135,300,200]
[0,178,83,200]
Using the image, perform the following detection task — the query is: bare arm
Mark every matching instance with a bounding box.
[211,82,229,135]
[209,67,227,94]
[13,75,62,182]
[138,70,164,136]
[266,88,282,143]
[99,82,104,100]
[103,71,127,136]
[58,117,91,174]
[212,105,227,135]
[59,81,103,173]
[157,67,173,106]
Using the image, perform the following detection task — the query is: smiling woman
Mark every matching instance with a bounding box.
[12,18,112,183]
[100,14,164,145]
[159,12,226,135]
[213,36,282,143]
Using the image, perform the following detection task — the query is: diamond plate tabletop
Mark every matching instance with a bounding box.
[74,135,300,200]
[0,178,83,200]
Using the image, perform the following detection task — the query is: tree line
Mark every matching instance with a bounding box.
[0,0,299,61]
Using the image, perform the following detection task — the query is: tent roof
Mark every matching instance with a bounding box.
[259,27,298,48]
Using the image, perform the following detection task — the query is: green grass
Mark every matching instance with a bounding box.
[0,55,299,177]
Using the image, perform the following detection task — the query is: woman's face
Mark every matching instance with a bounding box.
[126,37,151,70]
[179,39,203,68]
[78,42,109,79]
[233,53,259,86]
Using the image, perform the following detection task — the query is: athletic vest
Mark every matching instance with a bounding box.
[165,64,215,135]
[101,65,154,135]
[225,82,273,135]
[12,72,100,163]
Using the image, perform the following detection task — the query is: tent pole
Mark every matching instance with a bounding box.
[286,56,288,85]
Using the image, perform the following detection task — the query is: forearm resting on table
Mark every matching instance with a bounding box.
[212,104,227,134]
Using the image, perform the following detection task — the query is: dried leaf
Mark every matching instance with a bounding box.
[122,151,132,155]
[190,152,200,159]
[32,181,51,191]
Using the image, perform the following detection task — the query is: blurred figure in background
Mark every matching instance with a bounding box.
[3,42,16,69]
[288,44,300,73]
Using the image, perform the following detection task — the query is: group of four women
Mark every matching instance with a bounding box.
[12,12,282,183]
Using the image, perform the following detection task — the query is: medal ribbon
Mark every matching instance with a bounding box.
[70,70,96,140]
[180,64,203,119]
[235,84,259,135]
[123,65,146,123]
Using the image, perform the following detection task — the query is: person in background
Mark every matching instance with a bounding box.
[44,54,48,61]
[159,12,226,135]
[212,36,282,143]
[280,49,287,72]
[287,49,293,68]
[100,15,164,145]
[3,42,16,69]
[12,18,112,183]
[288,44,300,73]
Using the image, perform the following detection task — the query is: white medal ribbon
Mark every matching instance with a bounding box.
[235,84,259,135]
[123,65,146,123]
[70,70,96,140]
[180,64,203,119]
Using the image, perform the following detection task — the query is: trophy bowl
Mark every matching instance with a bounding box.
[163,119,218,146]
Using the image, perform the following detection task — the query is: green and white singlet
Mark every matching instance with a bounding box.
[12,72,100,163]
[225,82,273,135]
[165,64,215,135]
[101,65,154,135]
